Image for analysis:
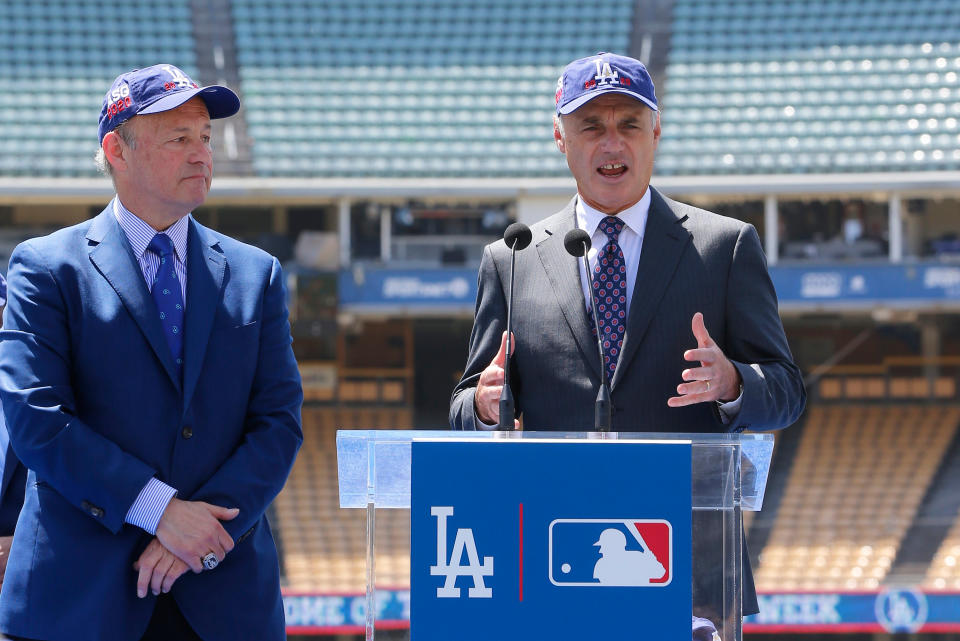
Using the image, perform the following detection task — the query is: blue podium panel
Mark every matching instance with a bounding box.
[411,439,692,640]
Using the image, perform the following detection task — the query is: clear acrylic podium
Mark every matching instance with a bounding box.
[337,430,774,641]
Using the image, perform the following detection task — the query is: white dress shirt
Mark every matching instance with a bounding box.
[575,191,649,317]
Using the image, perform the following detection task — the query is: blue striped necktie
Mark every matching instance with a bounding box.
[147,233,185,377]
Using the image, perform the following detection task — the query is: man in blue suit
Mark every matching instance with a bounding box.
[0,64,303,640]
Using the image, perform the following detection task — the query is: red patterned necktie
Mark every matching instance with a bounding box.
[592,216,627,383]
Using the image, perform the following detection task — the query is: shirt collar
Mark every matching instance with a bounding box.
[575,188,651,239]
[112,197,190,262]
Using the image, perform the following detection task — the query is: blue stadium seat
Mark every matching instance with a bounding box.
[658,0,960,175]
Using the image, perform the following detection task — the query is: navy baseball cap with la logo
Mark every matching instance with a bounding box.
[555,52,658,115]
[98,63,240,143]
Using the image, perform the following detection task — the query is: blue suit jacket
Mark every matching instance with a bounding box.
[0,205,303,640]
[0,416,25,537]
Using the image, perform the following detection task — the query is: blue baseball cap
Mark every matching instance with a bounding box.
[98,64,240,144]
[556,52,658,116]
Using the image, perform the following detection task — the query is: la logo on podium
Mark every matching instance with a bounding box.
[429,506,494,598]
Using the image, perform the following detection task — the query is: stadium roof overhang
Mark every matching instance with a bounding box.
[3,171,960,204]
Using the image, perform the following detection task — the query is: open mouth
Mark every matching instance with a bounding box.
[597,162,628,178]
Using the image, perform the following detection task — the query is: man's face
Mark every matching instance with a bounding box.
[117,97,213,226]
[555,94,660,215]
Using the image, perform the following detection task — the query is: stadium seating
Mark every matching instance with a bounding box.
[754,404,960,590]
[926,515,960,589]
[275,406,414,591]
[6,0,957,178]
[0,0,198,177]
[659,0,960,175]
[233,0,634,177]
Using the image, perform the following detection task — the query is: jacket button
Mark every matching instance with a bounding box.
[82,501,104,518]
[181,426,193,439]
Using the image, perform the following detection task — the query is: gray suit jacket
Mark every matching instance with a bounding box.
[450,188,805,433]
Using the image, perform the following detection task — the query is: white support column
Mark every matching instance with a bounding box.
[338,197,351,268]
[380,205,392,262]
[888,192,903,262]
[764,194,779,265]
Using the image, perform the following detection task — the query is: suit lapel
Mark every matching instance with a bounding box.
[536,200,603,381]
[86,207,181,389]
[182,220,226,414]
[611,189,692,389]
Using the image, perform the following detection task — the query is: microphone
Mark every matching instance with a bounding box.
[504,223,533,252]
[499,223,532,430]
[563,228,612,432]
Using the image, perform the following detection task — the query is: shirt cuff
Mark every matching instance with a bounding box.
[124,478,177,535]
[716,388,744,425]
[476,417,498,430]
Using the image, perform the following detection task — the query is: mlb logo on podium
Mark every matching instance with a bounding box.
[411,439,692,641]
[549,519,672,587]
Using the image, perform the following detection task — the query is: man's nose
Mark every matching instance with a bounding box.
[599,129,626,151]
[188,139,213,165]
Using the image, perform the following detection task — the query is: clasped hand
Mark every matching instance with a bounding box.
[132,497,239,598]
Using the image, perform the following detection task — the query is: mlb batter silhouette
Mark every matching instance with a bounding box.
[593,528,665,586]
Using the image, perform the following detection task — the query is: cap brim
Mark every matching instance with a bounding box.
[138,85,241,120]
[558,87,657,115]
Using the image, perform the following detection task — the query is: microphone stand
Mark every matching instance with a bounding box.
[579,240,612,432]
[498,237,518,430]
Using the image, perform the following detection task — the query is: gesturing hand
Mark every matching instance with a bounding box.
[667,312,742,407]
[133,538,190,598]
[155,498,239,573]
[473,331,519,427]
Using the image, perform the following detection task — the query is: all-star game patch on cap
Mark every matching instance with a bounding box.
[555,52,658,116]
[98,63,240,144]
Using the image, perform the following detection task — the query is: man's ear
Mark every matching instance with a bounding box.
[554,116,566,154]
[101,131,128,174]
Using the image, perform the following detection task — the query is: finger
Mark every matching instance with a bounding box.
[683,348,715,364]
[205,504,240,522]
[136,549,161,598]
[675,379,714,397]
[681,367,711,382]
[667,390,713,407]
[219,529,236,554]
[691,312,712,348]
[205,541,227,564]
[162,561,188,593]
[479,364,505,388]
[183,551,203,574]
[492,331,509,367]
[137,563,154,598]
[150,554,175,596]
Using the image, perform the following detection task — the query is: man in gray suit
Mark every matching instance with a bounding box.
[451,51,804,435]
[449,52,806,615]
